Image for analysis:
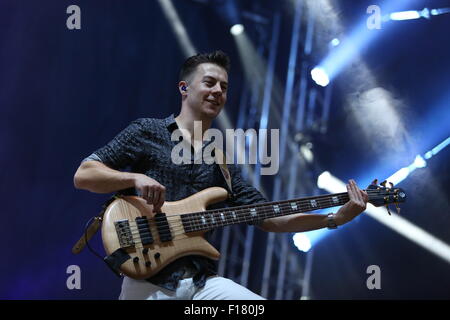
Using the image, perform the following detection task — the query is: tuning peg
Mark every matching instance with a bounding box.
[367,179,379,189]
[395,203,401,215]
[389,182,394,189]
[380,180,387,187]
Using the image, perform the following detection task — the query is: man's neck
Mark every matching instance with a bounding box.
[175,108,212,141]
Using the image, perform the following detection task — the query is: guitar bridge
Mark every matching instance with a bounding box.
[114,220,135,248]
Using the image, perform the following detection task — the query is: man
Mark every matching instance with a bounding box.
[74,50,368,300]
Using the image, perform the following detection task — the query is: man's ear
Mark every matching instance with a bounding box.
[178,81,188,95]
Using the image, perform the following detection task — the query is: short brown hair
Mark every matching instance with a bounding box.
[179,50,230,81]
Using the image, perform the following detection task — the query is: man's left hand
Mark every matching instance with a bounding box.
[334,179,369,226]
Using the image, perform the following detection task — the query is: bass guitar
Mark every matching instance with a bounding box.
[98,181,406,279]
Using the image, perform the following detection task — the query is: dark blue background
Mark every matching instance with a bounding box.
[1,0,449,299]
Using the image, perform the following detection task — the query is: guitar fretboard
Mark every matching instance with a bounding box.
[181,192,355,233]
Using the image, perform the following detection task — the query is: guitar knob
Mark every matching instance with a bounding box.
[133,257,139,263]
[154,252,161,259]
[145,261,151,267]
[142,248,149,254]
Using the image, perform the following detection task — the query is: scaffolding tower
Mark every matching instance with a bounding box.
[209,0,334,300]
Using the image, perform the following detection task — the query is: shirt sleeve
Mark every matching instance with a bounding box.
[83,119,146,171]
[228,164,267,205]
[227,164,268,226]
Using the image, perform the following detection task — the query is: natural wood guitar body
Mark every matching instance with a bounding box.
[101,187,228,280]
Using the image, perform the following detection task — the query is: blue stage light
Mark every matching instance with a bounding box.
[413,155,426,169]
[389,7,450,21]
[389,10,421,20]
[331,38,340,47]
[311,67,330,87]
[293,233,312,252]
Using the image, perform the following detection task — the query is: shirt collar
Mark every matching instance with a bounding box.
[165,114,215,148]
[164,114,178,133]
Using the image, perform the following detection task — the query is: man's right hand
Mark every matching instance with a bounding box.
[132,173,166,212]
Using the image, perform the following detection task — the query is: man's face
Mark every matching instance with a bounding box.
[183,63,228,119]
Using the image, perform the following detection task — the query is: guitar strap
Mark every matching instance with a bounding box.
[215,147,234,198]
[72,195,118,254]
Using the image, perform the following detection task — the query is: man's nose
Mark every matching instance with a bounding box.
[211,83,223,95]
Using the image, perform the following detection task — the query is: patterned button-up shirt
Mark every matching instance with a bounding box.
[83,114,266,291]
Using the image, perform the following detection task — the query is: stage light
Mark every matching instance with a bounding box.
[388,7,450,21]
[389,10,421,20]
[386,136,449,185]
[317,171,345,191]
[425,136,450,160]
[300,144,314,163]
[331,38,340,46]
[386,167,410,185]
[230,24,244,36]
[298,134,449,253]
[311,67,330,87]
[293,233,312,252]
[210,0,244,37]
[316,171,450,264]
[413,155,426,169]
[428,8,450,16]
[315,0,416,84]
[157,0,196,57]
[366,205,450,264]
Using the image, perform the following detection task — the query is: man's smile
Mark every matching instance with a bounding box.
[205,99,220,106]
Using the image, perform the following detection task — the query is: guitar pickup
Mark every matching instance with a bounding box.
[135,217,154,245]
[154,213,172,242]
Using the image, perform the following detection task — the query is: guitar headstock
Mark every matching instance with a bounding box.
[366,179,407,215]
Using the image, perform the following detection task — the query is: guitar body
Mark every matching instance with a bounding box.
[101,187,229,280]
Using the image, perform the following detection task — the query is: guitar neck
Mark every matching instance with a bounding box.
[181,191,357,233]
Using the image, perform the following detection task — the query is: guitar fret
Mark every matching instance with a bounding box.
[273,204,280,214]
[181,191,378,233]
[290,202,298,210]
[195,213,202,231]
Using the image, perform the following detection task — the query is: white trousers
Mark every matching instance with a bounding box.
[119,275,266,300]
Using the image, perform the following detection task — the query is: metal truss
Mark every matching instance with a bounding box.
[210,0,334,300]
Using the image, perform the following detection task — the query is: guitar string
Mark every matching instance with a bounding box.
[123,194,390,242]
[125,195,391,246]
[126,197,390,246]
[125,190,387,230]
[123,189,386,225]
[125,193,390,238]
[129,193,353,231]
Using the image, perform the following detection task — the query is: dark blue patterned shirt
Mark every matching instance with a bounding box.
[83,114,266,291]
